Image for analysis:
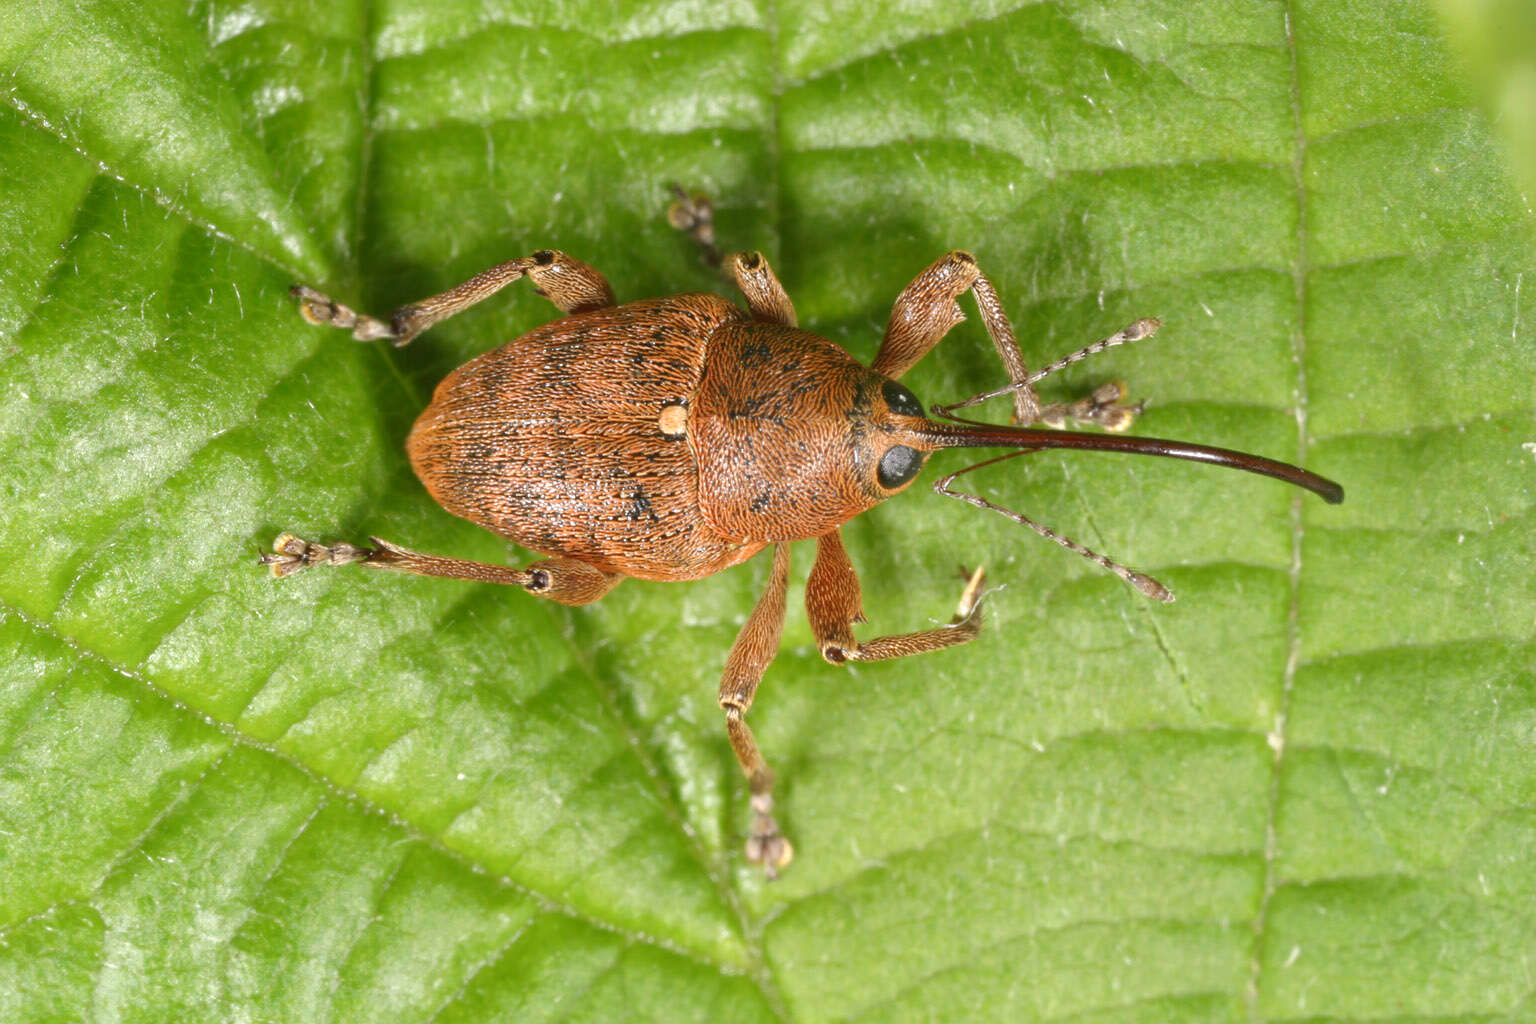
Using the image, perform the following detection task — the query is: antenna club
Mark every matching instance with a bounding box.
[1129,572,1175,603]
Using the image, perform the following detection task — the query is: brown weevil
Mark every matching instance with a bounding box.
[264,189,1344,878]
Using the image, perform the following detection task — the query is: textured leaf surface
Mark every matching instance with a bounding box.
[2,1,1534,1021]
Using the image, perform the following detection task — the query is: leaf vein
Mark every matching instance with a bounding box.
[0,598,745,976]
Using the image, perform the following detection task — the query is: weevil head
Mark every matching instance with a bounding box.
[692,323,938,543]
[866,376,933,493]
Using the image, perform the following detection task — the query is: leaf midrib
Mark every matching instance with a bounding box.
[1248,2,1314,1019]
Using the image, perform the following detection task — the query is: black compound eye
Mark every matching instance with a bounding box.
[877,444,925,490]
[881,379,924,418]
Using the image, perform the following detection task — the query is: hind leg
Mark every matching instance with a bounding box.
[261,534,621,606]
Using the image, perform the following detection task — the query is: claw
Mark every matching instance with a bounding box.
[1039,380,1144,432]
[954,565,987,622]
[665,184,721,270]
[290,284,341,326]
[744,792,794,880]
[259,533,369,578]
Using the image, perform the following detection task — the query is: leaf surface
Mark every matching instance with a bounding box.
[2,1,1533,1021]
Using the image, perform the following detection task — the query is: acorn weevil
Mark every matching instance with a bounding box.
[264,189,1344,878]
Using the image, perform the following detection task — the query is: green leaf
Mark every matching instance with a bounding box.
[1434,0,1536,203]
[3,1,1533,1021]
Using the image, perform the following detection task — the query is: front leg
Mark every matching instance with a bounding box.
[293,248,616,347]
[806,529,984,664]
[873,251,1146,431]
[873,250,1040,423]
[933,319,1161,432]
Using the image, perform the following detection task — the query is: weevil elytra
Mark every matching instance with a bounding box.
[264,189,1344,878]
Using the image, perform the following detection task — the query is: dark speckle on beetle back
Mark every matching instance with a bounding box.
[619,485,659,523]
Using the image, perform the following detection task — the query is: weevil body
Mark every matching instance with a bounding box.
[407,292,920,583]
[267,191,1343,877]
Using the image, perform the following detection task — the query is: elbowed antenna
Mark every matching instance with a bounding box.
[912,420,1345,504]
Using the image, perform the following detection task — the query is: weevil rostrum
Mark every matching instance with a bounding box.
[263,189,1344,878]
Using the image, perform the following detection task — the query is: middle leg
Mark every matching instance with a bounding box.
[718,543,794,877]
[294,248,616,347]
[665,187,797,326]
[725,250,797,327]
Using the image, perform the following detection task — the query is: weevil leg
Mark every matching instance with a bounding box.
[806,529,985,664]
[873,251,1145,430]
[666,184,723,270]
[872,251,1038,422]
[1034,380,1144,432]
[726,250,797,326]
[292,249,616,347]
[665,187,797,326]
[934,319,1161,431]
[718,543,794,878]
[261,533,621,606]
